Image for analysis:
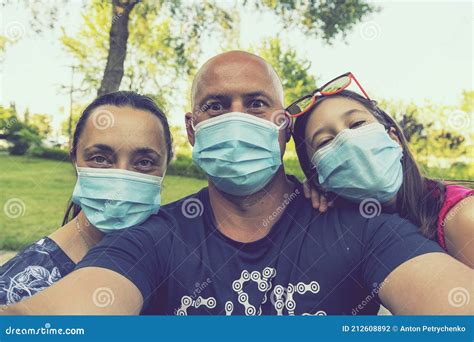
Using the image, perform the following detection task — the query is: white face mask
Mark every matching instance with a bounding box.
[72,167,163,232]
[192,112,283,196]
[311,122,403,203]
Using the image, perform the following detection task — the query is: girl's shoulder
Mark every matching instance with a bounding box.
[437,183,474,250]
[0,237,76,305]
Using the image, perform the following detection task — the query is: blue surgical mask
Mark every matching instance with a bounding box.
[311,122,403,203]
[72,167,163,233]
[192,112,283,196]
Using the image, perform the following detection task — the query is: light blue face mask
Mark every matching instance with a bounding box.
[192,112,283,196]
[311,122,403,203]
[72,167,163,233]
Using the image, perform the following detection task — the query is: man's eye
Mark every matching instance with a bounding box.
[207,102,224,111]
[249,99,266,108]
[350,120,367,129]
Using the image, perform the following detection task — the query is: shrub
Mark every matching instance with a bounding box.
[28,146,70,161]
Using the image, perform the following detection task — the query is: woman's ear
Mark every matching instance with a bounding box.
[284,112,293,142]
[185,112,195,146]
[388,127,402,147]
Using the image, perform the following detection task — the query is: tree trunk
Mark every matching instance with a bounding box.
[97,0,139,96]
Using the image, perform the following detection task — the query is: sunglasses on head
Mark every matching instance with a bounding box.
[286,72,371,118]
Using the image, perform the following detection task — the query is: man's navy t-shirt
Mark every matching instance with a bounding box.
[77,179,443,315]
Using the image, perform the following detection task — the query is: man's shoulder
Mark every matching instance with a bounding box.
[135,186,209,235]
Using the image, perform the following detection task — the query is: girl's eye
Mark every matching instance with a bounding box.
[350,120,367,129]
[318,138,333,149]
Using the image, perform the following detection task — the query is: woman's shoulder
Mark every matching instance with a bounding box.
[0,237,76,305]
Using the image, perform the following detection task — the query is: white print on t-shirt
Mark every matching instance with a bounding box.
[175,267,327,316]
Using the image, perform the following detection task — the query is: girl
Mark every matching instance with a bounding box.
[290,73,474,267]
[0,91,173,304]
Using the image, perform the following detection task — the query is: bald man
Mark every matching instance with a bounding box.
[3,51,472,315]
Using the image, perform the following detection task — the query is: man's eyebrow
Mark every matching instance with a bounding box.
[243,91,274,103]
[198,94,229,108]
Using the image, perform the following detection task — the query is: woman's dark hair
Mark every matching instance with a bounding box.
[293,89,446,240]
[62,91,173,225]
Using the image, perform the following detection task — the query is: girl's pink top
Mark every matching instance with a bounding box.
[437,184,474,250]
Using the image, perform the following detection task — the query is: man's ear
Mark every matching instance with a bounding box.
[388,127,402,147]
[185,112,195,146]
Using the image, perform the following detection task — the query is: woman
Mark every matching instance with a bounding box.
[290,72,474,267]
[0,91,173,304]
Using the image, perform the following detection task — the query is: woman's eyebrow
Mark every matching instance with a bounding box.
[83,144,115,155]
[132,147,162,162]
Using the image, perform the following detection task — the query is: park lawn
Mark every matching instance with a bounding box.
[0,155,207,250]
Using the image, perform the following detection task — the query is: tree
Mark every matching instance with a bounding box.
[29,113,53,138]
[14,0,375,97]
[254,38,317,106]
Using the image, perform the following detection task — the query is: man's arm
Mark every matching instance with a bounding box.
[1,267,143,315]
[379,252,473,315]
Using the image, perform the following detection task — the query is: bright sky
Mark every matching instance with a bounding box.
[0,0,472,134]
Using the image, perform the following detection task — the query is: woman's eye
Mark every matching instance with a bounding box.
[136,159,154,168]
[92,156,108,164]
[350,120,367,129]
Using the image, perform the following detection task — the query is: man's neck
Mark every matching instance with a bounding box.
[208,168,296,243]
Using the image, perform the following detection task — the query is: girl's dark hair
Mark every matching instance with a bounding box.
[62,91,173,225]
[293,89,445,239]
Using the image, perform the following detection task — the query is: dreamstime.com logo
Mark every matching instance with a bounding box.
[181,197,204,218]
[92,287,115,308]
[92,109,115,130]
[3,198,26,219]
[4,323,85,336]
[448,287,470,308]
[359,198,381,219]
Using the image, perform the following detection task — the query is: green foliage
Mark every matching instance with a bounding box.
[28,146,70,161]
[167,154,206,180]
[254,38,317,106]
[250,0,377,42]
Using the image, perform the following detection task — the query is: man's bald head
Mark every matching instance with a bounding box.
[191,51,284,108]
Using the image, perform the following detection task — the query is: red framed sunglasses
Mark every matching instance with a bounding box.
[286,72,371,118]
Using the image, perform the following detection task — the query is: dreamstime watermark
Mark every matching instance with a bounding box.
[441,195,473,227]
[447,109,471,131]
[448,287,470,308]
[3,198,26,219]
[270,109,290,129]
[92,287,115,308]
[92,109,115,130]
[359,198,381,219]
[351,281,388,315]
[181,197,204,218]
[359,21,381,41]
[4,323,85,336]
[262,189,300,227]
[190,278,213,300]
[3,21,26,41]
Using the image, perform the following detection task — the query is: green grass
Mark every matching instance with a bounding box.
[0,155,207,250]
